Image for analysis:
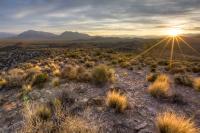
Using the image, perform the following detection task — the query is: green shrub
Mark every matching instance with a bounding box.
[33,73,48,86]
[92,65,116,85]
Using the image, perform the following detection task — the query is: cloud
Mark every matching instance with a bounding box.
[0,0,199,36]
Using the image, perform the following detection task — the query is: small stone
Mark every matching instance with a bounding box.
[135,122,147,131]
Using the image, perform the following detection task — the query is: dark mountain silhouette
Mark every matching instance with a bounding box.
[58,31,91,40]
[16,30,57,40]
[8,30,91,40]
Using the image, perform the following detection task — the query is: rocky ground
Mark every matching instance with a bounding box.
[0,47,200,133]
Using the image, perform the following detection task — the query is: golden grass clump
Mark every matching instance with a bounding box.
[6,68,27,87]
[106,90,128,112]
[148,74,170,98]
[193,77,200,91]
[21,103,98,133]
[92,64,116,85]
[61,65,77,80]
[156,112,199,133]
[20,104,54,133]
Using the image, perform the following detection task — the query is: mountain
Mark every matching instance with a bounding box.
[16,30,57,40]
[0,32,16,39]
[8,30,91,40]
[58,31,91,40]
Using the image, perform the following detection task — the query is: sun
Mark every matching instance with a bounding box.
[167,28,182,37]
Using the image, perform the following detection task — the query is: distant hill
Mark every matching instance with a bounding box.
[15,30,57,40]
[6,30,91,41]
[58,31,91,40]
[0,32,16,39]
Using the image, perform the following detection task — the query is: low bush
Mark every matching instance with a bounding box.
[61,65,77,80]
[33,73,48,86]
[6,68,27,87]
[92,65,116,85]
[156,112,199,133]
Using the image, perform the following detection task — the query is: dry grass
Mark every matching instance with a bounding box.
[21,103,98,133]
[61,65,78,80]
[62,116,97,133]
[156,112,199,133]
[6,68,27,87]
[106,90,128,112]
[193,77,200,91]
[92,65,116,85]
[148,74,170,98]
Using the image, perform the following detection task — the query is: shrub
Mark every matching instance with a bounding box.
[92,65,116,85]
[156,112,199,133]
[33,73,48,86]
[20,104,54,133]
[193,77,200,91]
[106,90,128,112]
[148,74,170,98]
[174,74,193,87]
[36,105,52,121]
[156,74,169,83]
[6,68,27,87]
[61,65,77,80]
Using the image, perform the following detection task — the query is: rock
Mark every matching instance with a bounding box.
[135,122,148,131]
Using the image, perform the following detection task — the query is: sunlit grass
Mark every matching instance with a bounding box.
[156,112,199,133]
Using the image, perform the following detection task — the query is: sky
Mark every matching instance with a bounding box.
[0,0,200,36]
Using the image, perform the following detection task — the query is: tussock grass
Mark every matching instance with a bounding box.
[92,64,116,85]
[106,90,128,112]
[21,102,98,133]
[6,68,27,87]
[156,112,199,133]
[148,74,170,98]
[193,77,200,91]
[61,65,78,80]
